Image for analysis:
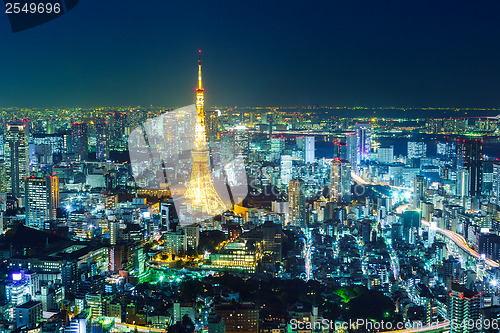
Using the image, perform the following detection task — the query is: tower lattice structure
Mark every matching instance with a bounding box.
[184,51,228,215]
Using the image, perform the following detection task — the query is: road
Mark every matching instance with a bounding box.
[351,172,410,190]
[421,220,499,268]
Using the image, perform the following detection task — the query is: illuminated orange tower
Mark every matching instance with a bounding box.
[184,51,228,215]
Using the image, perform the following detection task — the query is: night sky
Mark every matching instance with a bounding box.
[1,0,500,108]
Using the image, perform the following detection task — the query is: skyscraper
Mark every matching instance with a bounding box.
[95,117,109,161]
[457,137,483,197]
[109,111,128,151]
[184,51,228,215]
[493,163,500,207]
[280,155,292,187]
[262,221,282,262]
[355,124,371,165]
[25,175,59,230]
[288,179,305,228]
[346,133,357,171]
[408,141,427,159]
[413,175,426,210]
[377,146,394,164]
[304,136,315,164]
[456,169,470,199]
[232,125,250,164]
[5,123,29,199]
[330,159,352,204]
[448,283,482,333]
[71,122,88,162]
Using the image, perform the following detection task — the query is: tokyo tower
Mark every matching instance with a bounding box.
[184,51,228,215]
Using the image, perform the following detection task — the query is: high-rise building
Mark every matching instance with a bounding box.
[262,221,282,262]
[408,141,427,159]
[456,169,470,199]
[304,136,315,164]
[109,111,128,151]
[346,133,357,171]
[184,224,200,251]
[5,123,29,198]
[109,220,119,245]
[457,137,483,197]
[337,142,347,160]
[205,109,221,143]
[413,175,426,210]
[184,51,228,216]
[71,122,88,162]
[355,124,371,165]
[288,179,305,228]
[232,125,250,164]
[330,159,352,204]
[448,283,482,333]
[493,163,500,206]
[377,146,394,164]
[270,137,285,161]
[15,301,42,329]
[402,210,421,243]
[25,175,59,230]
[95,117,109,161]
[164,230,187,255]
[85,293,103,319]
[280,155,293,187]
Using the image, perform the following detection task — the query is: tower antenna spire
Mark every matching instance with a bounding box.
[198,50,203,90]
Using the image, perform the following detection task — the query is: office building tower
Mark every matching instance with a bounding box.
[85,293,103,319]
[280,155,293,187]
[232,125,250,163]
[205,109,221,143]
[402,210,421,243]
[164,230,187,255]
[270,137,285,161]
[109,111,128,151]
[448,283,482,333]
[407,141,427,159]
[304,136,315,164]
[355,123,371,165]
[288,179,305,228]
[413,175,426,209]
[493,163,500,206]
[184,223,200,251]
[95,117,109,161]
[330,159,352,204]
[457,137,483,197]
[5,123,29,198]
[337,142,347,160]
[262,221,282,261]
[109,220,119,245]
[378,146,394,164]
[6,281,29,307]
[25,175,59,230]
[456,169,470,199]
[15,301,42,329]
[32,134,65,164]
[71,122,88,162]
[346,133,357,171]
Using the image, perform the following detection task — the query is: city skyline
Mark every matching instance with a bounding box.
[1,1,500,108]
[1,2,500,332]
